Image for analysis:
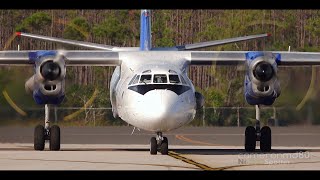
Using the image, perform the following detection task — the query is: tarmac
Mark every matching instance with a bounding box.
[0,126,320,170]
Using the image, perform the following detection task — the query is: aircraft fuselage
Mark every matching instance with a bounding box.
[110,52,197,132]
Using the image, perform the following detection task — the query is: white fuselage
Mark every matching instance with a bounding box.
[109,52,197,132]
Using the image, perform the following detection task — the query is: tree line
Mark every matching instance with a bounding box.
[1,10,320,125]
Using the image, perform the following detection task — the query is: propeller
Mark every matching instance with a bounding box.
[0,18,89,119]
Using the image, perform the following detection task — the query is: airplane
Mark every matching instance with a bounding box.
[1,9,320,154]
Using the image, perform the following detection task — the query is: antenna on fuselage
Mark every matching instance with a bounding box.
[131,126,141,135]
[288,46,291,52]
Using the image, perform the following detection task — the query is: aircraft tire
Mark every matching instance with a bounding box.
[150,137,157,155]
[49,125,60,151]
[260,126,271,152]
[245,126,256,152]
[160,137,168,155]
[34,125,45,151]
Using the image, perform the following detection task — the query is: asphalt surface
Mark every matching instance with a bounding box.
[1,126,320,146]
[1,126,320,170]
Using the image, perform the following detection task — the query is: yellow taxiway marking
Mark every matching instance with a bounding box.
[2,90,27,116]
[168,151,219,170]
[175,134,225,146]
[172,134,227,170]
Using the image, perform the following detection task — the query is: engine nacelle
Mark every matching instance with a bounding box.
[244,52,281,105]
[195,92,204,110]
[248,53,277,87]
[25,51,66,105]
[245,80,281,105]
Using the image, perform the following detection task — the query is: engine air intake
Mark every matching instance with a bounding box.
[40,61,61,81]
[253,62,274,82]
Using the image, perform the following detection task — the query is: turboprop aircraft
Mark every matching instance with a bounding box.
[1,10,320,154]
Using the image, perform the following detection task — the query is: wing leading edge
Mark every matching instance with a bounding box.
[189,51,320,66]
[0,51,121,66]
[1,50,320,67]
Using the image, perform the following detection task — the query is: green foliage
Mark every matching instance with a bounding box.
[4,10,320,126]
[15,12,51,32]
[152,11,175,47]
[63,17,90,41]
[60,84,124,125]
[66,10,78,19]
[93,11,134,45]
[63,84,109,107]
[207,89,225,107]
[154,28,175,47]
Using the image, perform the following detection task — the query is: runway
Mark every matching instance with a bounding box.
[1,126,320,170]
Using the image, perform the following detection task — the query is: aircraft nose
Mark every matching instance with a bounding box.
[138,90,181,130]
[143,90,178,120]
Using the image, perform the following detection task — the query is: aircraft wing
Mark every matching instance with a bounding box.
[175,33,270,51]
[270,51,320,66]
[0,50,121,66]
[189,51,320,66]
[16,32,139,51]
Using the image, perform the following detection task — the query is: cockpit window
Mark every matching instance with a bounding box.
[179,75,187,84]
[140,75,152,84]
[169,75,180,84]
[129,71,189,87]
[128,74,137,85]
[132,75,140,84]
[128,72,191,95]
[153,74,167,83]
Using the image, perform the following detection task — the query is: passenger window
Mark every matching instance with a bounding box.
[133,75,140,84]
[169,75,180,84]
[128,74,137,85]
[153,74,167,83]
[140,75,152,84]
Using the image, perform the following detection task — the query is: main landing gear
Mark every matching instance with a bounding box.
[150,132,168,155]
[34,104,61,151]
[245,105,271,152]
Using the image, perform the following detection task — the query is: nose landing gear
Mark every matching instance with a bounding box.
[150,132,168,155]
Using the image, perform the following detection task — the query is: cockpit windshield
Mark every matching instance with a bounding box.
[139,75,152,84]
[132,75,140,84]
[128,70,191,95]
[169,75,180,84]
[153,74,167,83]
[128,70,188,86]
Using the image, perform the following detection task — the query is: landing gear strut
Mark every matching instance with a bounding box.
[245,105,271,152]
[150,132,168,155]
[34,104,61,151]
